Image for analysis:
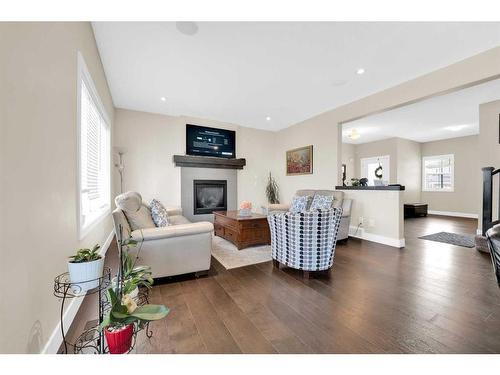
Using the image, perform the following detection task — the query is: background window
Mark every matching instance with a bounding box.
[78,52,110,239]
[360,155,390,186]
[422,154,454,192]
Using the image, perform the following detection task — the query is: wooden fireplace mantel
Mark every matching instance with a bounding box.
[173,155,246,169]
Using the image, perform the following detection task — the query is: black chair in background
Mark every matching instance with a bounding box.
[486,224,500,287]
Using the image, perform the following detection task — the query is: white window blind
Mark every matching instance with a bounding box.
[78,53,110,238]
[422,154,454,192]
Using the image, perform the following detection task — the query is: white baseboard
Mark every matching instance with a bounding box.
[428,210,478,219]
[41,229,115,354]
[349,226,405,248]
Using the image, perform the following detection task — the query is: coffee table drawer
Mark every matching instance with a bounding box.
[214,223,225,237]
[214,215,237,231]
[224,227,238,242]
[241,219,268,230]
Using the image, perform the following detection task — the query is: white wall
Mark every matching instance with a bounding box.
[0,22,114,353]
[273,46,500,206]
[396,138,422,204]
[113,109,277,213]
[421,135,480,216]
[341,143,356,183]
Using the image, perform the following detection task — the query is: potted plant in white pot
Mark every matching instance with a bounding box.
[68,244,104,293]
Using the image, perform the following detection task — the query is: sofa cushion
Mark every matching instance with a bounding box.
[310,194,334,210]
[290,195,312,213]
[115,191,142,213]
[168,215,191,225]
[150,199,170,227]
[125,204,156,231]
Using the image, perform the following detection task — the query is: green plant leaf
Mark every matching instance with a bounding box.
[129,305,170,321]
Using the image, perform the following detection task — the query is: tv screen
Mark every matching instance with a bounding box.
[186,124,236,158]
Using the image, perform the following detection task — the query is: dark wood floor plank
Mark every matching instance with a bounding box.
[213,269,314,353]
[196,276,277,353]
[66,215,500,354]
[179,279,242,353]
[158,282,208,353]
[230,265,378,353]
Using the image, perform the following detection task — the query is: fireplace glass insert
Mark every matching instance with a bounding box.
[193,180,227,215]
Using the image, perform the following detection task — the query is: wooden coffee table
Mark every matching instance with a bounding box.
[213,211,271,250]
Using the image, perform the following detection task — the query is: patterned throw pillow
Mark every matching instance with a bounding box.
[289,195,312,213]
[309,194,334,210]
[149,199,169,227]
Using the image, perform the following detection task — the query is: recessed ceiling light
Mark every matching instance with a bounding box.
[266,116,271,121]
[160,97,166,102]
[444,124,468,131]
[176,22,199,36]
[356,68,365,75]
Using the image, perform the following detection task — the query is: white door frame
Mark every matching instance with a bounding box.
[360,155,390,185]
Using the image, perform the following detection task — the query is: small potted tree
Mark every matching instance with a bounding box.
[68,244,104,293]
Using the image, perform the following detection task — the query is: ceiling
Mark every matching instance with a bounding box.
[342,78,500,144]
[92,22,500,131]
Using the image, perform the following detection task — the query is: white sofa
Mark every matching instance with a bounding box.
[265,189,352,241]
[112,193,213,278]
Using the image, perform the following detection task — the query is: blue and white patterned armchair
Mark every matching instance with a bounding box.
[267,208,343,278]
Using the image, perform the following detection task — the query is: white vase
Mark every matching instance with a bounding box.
[239,208,252,217]
[68,257,104,294]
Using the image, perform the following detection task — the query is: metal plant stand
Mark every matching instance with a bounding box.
[53,268,112,354]
[53,269,152,354]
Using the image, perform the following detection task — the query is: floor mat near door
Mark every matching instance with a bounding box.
[418,231,475,248]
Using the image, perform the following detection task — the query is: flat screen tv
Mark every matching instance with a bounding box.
[186,124,236,158]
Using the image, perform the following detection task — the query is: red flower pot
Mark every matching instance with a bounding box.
[105,324,134,354]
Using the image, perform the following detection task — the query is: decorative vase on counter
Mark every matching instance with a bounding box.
[239,201,252,217]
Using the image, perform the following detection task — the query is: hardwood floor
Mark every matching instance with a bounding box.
[68,215,500,353]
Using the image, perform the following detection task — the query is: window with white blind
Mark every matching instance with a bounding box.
[422,154,454,192]
[77,52,110,239]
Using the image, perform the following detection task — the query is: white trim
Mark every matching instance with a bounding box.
[41,230,114,354]
[428,210,478,219]
[349,226,405,248]
[422,154,455,192]
[77,51,111,240]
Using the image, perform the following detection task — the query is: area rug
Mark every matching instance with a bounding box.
[211,236,272,269]
[418,231,475,248]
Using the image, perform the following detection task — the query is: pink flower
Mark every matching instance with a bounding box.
[240,201,252,209]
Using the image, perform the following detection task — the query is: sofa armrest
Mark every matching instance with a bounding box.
[267,203,290,212]
[165,206,183,216]
[341,199,352,217]
[131,222,213,241]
